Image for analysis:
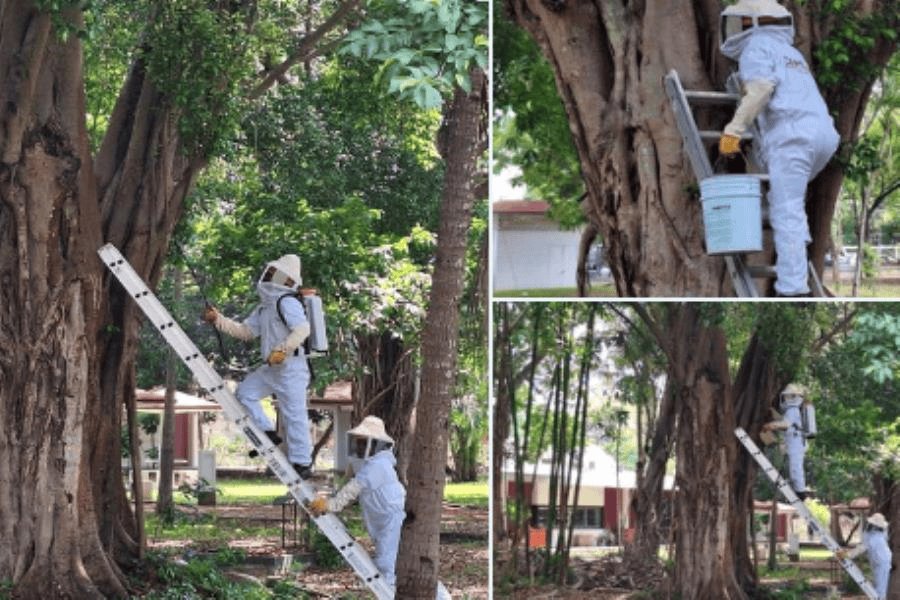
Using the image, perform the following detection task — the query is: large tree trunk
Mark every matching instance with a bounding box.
[355,330,418,482]
[627,377,677,562]
[0,7,118,597]
[0,5,205,596]
[505,0,896,296]
[396,68,486,598]
[667,304,745,599]
[728,334,784,591]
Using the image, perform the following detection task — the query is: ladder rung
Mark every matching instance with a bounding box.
[747,265,777,278]
[684,90,741,104]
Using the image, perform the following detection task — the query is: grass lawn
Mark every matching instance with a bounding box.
[494,285,616,298]
[444,481,488,507]
[145,512,281,543]
[188,477,489,507]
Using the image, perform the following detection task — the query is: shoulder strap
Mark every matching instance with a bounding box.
[276,293,300,326]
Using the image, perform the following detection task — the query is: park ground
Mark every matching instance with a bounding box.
[496,547,875,599]
[133,478,488,599]
[495,266,900,299]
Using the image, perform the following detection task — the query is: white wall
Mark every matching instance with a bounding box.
[493,228,581,291]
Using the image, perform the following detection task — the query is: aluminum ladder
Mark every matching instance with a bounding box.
[734,427,879,599]
[99,243,396,600]
[664,69,825,297]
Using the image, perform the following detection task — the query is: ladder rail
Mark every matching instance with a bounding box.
[734,427,879,599]
[98,244,396,600]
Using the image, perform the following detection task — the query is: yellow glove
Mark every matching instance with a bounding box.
[203,306,219,324]
[719,133,741,156]
[267,349,286,365]
[308,496,328,517]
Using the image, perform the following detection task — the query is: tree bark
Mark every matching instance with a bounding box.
[355,330,418,481]
[627,376,677,562]
[729,333,785,591]
[0,6,117,597]
[505,0,896,296]
[395,68,486,599]
[666,304,745,599]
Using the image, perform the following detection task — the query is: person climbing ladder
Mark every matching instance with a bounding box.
[717,0,840,296]
[762,383,816,500]
[203,253,314,479]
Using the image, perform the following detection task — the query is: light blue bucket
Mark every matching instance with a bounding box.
[699,175,763,254]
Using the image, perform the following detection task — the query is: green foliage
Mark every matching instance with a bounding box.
[814,2,898,94]
[341,0,487,108]
[493,11,583,220]
[848,309,900,383]
[142,0,255,156]
[311,529,345,569]
[754,303,819,379]
[143,548,277,600]
[138,412,160,435]
[807,305,900,502]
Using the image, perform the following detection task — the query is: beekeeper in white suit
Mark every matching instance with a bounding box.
[763,383,814,499]
[204,254,314,479]
[308,416,406,586]
[837,513,893,600]
[718,0,840,296]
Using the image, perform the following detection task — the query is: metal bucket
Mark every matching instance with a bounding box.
[699,175,763,254]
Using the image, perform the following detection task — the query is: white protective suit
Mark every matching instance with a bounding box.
[779,397,807,493]
[721,22,840,295]
[847,523,893,599]
[214,274,312,467]
[328,449,406,587]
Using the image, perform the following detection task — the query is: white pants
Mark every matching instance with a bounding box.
[236,356,311,465]
[764,118,840,295]
[784,429,807,492]
[872,559,889,599]
[370,509,404,587]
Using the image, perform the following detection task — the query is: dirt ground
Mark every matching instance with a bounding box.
[146,502,488,598]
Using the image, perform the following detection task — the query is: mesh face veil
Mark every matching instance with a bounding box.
[720,0,794,45]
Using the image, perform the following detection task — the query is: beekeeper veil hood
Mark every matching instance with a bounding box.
[348,415,394,462]
[720,0,794,59]
[779,382,807,409]
[258,254,302,291]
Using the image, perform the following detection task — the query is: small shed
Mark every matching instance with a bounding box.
[133,387,222,492]
[308,381,355,472]
[492,200,583,292]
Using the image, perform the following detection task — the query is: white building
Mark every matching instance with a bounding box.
[492,200,583,293]
[501,444,675,547]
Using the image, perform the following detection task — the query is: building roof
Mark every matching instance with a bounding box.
[493,200,550,215]
[308,380,354,408]
[135,388,222,413]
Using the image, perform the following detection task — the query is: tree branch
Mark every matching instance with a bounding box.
[810,308,858,357]
[249,0,362,99]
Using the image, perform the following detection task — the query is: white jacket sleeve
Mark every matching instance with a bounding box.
[766,419,791,431]
[274,323,310,355]
[327,478,362,513]
[214,314,255,341]
[845,542,868,561]
[724,79,775,137]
